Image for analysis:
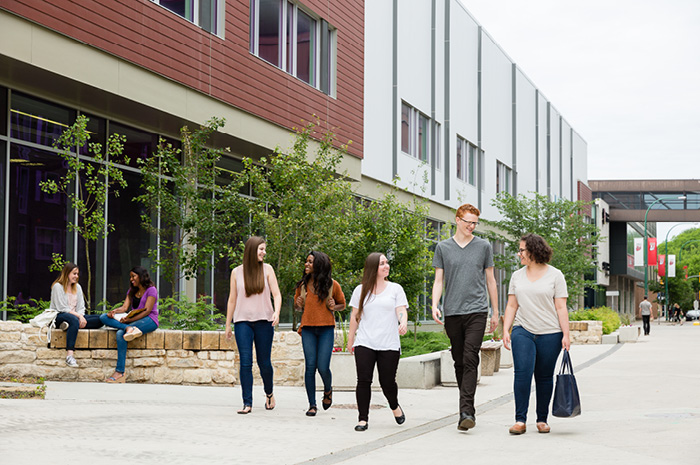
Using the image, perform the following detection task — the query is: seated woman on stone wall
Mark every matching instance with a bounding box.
[99,266,159,383]
[51,263,103,368]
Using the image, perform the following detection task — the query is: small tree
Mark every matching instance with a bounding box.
[482,192,600,305]
[40,115,128,308]
[136,117,249,292]
[351,191,435,340]
[236,120,357,325]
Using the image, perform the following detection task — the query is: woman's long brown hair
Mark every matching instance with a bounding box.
[356,252,383,322]
[52,262,78,293]
[242,236,266,297]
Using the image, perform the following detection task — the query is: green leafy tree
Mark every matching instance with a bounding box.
[136,117,249,292]
[656,227,700,309]
[481,192,600,306]
[350,191,435,340]
[234,120,358,325]
[39,115,128,308]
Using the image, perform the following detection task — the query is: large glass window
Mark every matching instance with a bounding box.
[456,136,478,186]
[151,0,223,35]
[402,102,436,164]
[109,122,156,168]
[7,144,67,304]
[250,0,335,95]
[0,87,7,136]
[496,161,513,194]
[106,170,156,306]
[10,93,74,149]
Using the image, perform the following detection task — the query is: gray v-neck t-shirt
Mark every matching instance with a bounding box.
[433,236,494,316]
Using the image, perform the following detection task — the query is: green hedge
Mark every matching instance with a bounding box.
[569,306,621,335]
[400,332,450,358]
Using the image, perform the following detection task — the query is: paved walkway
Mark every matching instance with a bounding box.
[1,321,698,465]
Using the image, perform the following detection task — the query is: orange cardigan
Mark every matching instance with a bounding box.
[294,279,345,329]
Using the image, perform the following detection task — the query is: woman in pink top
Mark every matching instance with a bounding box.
[225,236,282,414]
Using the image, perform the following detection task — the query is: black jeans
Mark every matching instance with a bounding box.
[354,345,400,422]
[54,312,103,350]
[642,315,650,335]
[445,312,488,416]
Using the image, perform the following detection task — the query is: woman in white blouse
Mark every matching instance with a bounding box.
[347,253,409,432]
[503,233,570,435]
[50,263,103,367]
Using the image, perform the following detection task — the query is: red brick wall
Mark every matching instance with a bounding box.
[578,181,592,216]
[5,0,364,158]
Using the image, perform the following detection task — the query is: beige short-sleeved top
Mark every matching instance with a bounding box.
[508,265,568,335]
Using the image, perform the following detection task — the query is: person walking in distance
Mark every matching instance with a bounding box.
[640,296,652,335]
[432,203,499,431]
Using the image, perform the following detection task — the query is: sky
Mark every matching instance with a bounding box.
[460,0,700,182]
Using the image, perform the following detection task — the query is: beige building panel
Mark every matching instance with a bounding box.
[0,14,33,61]
[118,61,187,117]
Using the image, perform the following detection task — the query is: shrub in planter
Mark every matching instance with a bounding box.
[569,306,621,335]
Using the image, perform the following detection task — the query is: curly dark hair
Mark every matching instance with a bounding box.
[521,233,552,264]
[297,251,333,302]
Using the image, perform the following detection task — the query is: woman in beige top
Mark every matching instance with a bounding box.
[225,236,282,414]
[503,233,570,435]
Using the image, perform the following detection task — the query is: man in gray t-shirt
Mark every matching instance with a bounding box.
[639,296,652,335]
[432,203,498,432]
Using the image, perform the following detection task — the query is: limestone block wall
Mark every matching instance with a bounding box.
[569,320,603,344]
[0,321,305,386]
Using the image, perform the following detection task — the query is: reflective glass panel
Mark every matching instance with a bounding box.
[258,0,281,66]
[109,122,154,168]
[7,144,67,305]
[10,93,73,148]
[106,170,156,305]
[296,9,315,85]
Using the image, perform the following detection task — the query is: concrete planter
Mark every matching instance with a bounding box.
[323,350,442,391]
[499,344,513,368]
[618,326,641,342]
[480,340,502,376]
[440,349,481,386]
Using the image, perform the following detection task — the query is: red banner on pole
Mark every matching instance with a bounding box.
[658,255,665,277]
[647,238,657,266]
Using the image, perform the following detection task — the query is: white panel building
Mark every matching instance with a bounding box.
[362,0,588,222]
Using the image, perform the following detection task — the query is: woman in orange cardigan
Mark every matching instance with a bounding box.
[294,251,345,417]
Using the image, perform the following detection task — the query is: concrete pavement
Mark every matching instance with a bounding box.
[1,321,698,465]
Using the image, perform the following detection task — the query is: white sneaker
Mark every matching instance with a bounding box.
[60,321,70,331]
[66,355,78,368]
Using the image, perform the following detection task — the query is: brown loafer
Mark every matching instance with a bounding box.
[536,422,551,433]
[509,422,526,435]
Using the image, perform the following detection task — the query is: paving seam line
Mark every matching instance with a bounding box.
[296,343,624,465]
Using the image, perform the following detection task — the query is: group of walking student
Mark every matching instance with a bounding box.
[47,202,571,435]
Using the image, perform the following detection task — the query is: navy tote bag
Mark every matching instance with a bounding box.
[552,349,581,418]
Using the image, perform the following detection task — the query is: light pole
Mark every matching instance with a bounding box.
[663,223,686,317]
[644,195,686,296]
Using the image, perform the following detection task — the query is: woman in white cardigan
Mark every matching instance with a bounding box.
[51,263,103,367]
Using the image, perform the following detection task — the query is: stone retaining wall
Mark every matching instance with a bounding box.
[569,320,603,344]
[0,321,304,386]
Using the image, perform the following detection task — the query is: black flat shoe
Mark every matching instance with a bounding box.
[322,389,333,410]
[306,406,317,417]
[394,405,405,425]
[458,412,475,431]
[354,422,369,432]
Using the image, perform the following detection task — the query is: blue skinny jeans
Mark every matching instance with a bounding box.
[511,326,563,424]
[99,314,158,373]
[55,312,103,350]
[301,325,334,406]
[234,320,275,407]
